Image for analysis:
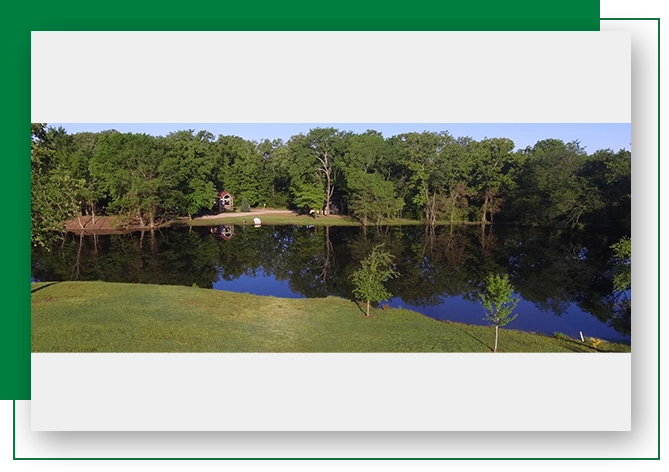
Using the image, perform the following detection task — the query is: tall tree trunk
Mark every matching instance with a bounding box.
[137,208,145,227]
[366,300,370,317]
[423,185,431,224]
[324,170,332,216]
[320,150,333,216]
[450,190,458,225]
[494,325,499,352]
[481,193,489,225]
[149,204,156,229]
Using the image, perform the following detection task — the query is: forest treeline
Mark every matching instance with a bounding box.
[31,124,630,247]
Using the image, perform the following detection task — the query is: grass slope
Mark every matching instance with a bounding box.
[31,282,630,353]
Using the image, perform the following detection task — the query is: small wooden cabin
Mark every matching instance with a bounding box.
[215,191,234,212]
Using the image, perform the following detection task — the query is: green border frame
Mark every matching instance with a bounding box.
[6,4,658,462]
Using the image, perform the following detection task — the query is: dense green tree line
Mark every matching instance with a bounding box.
[31,124,630,246]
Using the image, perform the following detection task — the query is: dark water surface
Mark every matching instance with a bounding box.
[32,224,631,344]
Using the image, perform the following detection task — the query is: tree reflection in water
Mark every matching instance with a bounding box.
[32,224,630,341]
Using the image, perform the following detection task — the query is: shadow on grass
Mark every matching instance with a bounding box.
[31,282,59,294]
[564,345,593,353]
[553,336,597,353]
[447,322,493,352]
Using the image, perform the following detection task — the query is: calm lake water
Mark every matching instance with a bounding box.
[32,224,631,344]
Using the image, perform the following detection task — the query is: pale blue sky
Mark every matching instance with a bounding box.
[48,123,631,153]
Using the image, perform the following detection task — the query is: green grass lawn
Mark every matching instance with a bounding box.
[186,213,364,227]
[183,210,473,227]
[31,281,630,353]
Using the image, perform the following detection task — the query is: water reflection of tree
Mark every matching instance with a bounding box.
[319,226,334,293]
[216,226,284,280]
[32,224,631,336]
[33,229,220,288]
[478,223,498,256]
[505,229,576,315]
[441,227,468,268]
[280,227,333,297]
[607,297,631,336]
[33,233,105,283]
[502,227,629,336]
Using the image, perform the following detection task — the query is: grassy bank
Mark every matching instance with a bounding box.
[185,214,483,228]
[31,281,630,353]
[65,211,518,232]
[186,213,364,227]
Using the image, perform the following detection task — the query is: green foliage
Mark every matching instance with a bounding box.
[160,130,217,217]
[284,128,349,214]
[470,138,519,224]
[394,131,448,221]
[221,136,267,206]
[341,131,404,224]
[32,167,86,247]
[240,196,251,212]
[350,244,399,317]
[265,192,289,209]
[89,131,167,226]
[347,173,404,225]
[611,236,631,292]
[32,124,630,234]
[31,124,87,248]
[478,273,519,352]
[479,273,520,326]
[290,181,325,212]
[510,139,608,227]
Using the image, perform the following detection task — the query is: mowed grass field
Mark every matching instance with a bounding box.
[186,213,420,227]
[31,282,631,353]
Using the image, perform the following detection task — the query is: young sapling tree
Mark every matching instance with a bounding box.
[350,244,399,317]
[478,273,519,352]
